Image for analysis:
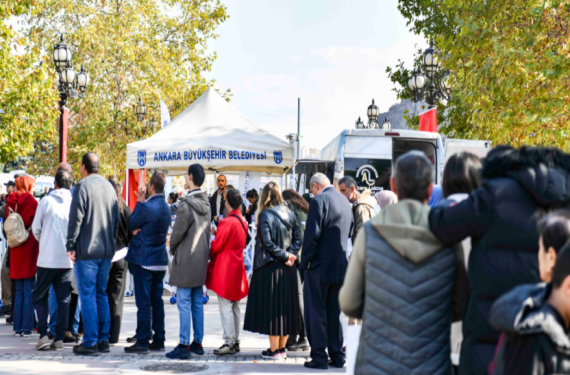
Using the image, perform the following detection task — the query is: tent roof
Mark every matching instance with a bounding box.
[126,88,294,176]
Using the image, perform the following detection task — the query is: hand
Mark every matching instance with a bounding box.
[136,186,147,203]
[214,216,219,223]
[285,253,297,267]
[211,227,216,235]
[133,229,141,236]
[67,251,76,264]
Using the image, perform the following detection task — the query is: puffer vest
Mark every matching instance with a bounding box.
[356,221,457,375]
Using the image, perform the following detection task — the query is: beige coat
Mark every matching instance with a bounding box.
[352,190,376,241]
[169,191,211,289]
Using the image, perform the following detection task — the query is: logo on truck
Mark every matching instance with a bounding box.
[356,164,379,187]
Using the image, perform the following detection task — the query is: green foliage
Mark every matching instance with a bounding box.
[23,0,229,178]
[0,1,59,167]
[391,0,570,148]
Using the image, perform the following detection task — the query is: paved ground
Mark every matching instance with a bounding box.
[0,294,347,374]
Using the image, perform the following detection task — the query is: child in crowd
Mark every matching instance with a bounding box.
[489,211,570,374]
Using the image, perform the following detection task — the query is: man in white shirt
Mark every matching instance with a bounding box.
[31,169,74,351]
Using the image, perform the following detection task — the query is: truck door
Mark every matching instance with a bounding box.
[444,139,492,163]
[392,138,440,183]
[343,136,392,195]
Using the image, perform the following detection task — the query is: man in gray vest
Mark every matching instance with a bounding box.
[339,150,466,375]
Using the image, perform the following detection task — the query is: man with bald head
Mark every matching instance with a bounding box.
[67,152,120,356]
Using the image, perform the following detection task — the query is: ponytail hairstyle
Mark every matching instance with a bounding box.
[226,188,243,210]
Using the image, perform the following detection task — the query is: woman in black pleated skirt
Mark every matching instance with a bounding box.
[243,182,303,360]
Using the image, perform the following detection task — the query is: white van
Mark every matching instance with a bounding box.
[293,129,491,195]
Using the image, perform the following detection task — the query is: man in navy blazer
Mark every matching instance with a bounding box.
[300,173,354,370]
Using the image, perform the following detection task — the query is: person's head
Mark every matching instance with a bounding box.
[246,189,259,205]
[217,174,227,191]
[55,162,72,175]
[149,172,165,196]
[338,176,359,203]
[168,192,178,205]
[375,190,398,210]
[442,152,482,198]
[54,169,73,191]
[282,189,310,214]
[225,188,244,213]
[80,152,100,178]
[5,181,15,194]
[15,175,35,195]
[44,187,49,193]
[538,211,570,282]
[186,164,205,190]
[258,182,283,216]
[223,185,235,200]
[108,180,125,212]
[390,151,434,203]
[309,173,331,197]
[548,244,570,325]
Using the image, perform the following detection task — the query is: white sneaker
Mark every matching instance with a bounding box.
[36,335,51,350]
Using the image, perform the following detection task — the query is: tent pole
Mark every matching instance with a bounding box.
[125,168,129,207]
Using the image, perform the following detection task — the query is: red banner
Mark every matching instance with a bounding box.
[122,169,146,211]
[419,107,437,132]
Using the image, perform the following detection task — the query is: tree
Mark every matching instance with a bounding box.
[0,1,59,167]
[24,0,229,178]
[389,0,570,148]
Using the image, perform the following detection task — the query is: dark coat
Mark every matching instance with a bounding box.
[126,194,171,267]
[489,283,570,375]
[300,186,354,285]
[209,190,225,221]
[116,205,132,250]
[429,147,570,375]
[254,205,301,270]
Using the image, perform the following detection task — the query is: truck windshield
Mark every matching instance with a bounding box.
[344,158,392,194]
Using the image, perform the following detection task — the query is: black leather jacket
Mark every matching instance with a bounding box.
[254,205,301,270]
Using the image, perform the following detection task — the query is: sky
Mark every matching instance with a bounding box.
[205,0,426,150]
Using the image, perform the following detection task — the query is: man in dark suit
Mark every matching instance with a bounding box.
[209,174,227,223]
[300,173,354,370]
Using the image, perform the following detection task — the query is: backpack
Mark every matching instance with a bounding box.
[4,205,29,248]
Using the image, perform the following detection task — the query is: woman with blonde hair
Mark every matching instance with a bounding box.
[243,182,303,360]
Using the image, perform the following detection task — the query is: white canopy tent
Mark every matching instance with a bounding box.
[126,88,294,175]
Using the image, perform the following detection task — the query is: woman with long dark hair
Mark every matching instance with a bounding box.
[245,189,259,224]
[7,176,39,336]
[243,182,302,359]
[107,180,133,344]
[281,189,310,351]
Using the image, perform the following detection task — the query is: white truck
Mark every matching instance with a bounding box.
[293,129,491,195]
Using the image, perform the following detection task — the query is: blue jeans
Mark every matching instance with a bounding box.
[177,287,204,345]
[74,258,112,347]
[132,264,165,348]
[49,286,57,335]
[13,278,34,333]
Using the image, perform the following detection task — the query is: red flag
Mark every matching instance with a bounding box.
[122,169,146,211]
[419,107,437,132]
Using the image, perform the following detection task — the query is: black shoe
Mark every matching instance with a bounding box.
[98,340,110,353]
[166,344,191,360]
[328,359,346,368]
[304,360,328,370]
[73,343,99,356]
[234,342,240,353]
[6,316,12,325]
[287,339,310,352]
[189,341,204,355]
[149,341,165,351]
[261,348,281,360]
[126,334,137,343]
[125,344,150,354]
[63,334,78,343]
[47,332,55,340]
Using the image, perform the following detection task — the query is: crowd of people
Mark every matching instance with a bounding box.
[1,145,570,374]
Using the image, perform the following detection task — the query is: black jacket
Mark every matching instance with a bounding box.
[116,205,133,250]
[490,283,570,375]
[209,190,225,221]
[254,205,301,270]
[429,147,570,375]
[300,186,353,284]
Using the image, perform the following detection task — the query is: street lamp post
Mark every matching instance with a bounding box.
[355,116,365,129]
[408,41,451,107]
[381,117,391,130]
[52,35,89,163]
[367,99,380,129]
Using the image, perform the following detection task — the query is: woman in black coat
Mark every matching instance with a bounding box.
[107,181,133,344]
[243,182,302,360]
[429,146,570,375]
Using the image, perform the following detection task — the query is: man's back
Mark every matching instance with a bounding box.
[342,200,458,375]
[301,186,353,284]
[66,174,120,260]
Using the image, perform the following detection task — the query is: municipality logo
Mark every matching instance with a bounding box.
[356,164,379,187]
[273,151,283,164]
[138,151,147,167]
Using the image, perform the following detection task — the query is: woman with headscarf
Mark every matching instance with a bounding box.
[375,190,398,211]
[107,180,133,344]
[6,176,39,336]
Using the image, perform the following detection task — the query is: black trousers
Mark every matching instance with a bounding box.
[32,267,72,341]
[286,269,306,346]
[107,259,127,344]
[303,269,344,366]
